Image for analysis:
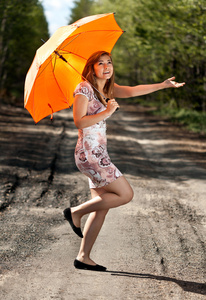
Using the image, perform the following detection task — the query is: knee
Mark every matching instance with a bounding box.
[121,187,134,205]
[127,188,134,203]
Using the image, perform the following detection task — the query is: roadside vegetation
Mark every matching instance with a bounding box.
[154,106,206,134]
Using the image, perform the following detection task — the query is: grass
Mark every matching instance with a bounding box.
[154,107,206,134]
[127,97,206,135]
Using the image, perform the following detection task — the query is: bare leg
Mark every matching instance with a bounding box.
[76,187,108,265]
[72,176,133,228]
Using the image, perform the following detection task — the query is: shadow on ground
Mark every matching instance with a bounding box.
[108,270,206,296]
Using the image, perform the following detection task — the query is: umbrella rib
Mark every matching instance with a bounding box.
[58,29,123,52]
[58,50,87,62]
[35,36,82,79]
[36,52,59,78]
[52,52,58,73]
[36,58,53,79]
[58,34,81,52]
[41,35,82,74]
[50,59,70,107]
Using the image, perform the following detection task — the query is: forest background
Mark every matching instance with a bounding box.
[0,0,205,133]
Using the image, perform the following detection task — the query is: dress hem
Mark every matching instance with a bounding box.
[88,174,123,189]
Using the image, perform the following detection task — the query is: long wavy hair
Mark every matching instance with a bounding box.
[82,51,115,105]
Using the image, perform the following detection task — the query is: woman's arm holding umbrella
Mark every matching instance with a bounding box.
[73,94,119,129]
[113,77,185,98]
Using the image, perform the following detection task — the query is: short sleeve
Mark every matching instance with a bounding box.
[73,81,93,101]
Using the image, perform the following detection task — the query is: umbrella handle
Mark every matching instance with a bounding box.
[106,98,119,111]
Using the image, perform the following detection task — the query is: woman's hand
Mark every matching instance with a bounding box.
[73,94,113,129]
[106,99,120,114]
[163,77,185,88]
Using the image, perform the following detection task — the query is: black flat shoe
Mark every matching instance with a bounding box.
[74,259,107,272]
[63,208,83,238]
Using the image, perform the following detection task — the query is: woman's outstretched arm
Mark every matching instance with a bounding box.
[114,77,185,98]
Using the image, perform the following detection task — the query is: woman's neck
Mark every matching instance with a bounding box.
[96,78,107,94]
[94,79,107,106]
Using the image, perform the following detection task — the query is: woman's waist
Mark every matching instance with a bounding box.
[77,132,107,148]
[78,127,106,136]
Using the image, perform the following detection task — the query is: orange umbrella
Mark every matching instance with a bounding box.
[24,13,124,123]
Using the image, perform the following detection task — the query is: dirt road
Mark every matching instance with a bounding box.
[0,102,206,300]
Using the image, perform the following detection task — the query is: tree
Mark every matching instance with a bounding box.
[69,0,94,23]
[0,0,49,103]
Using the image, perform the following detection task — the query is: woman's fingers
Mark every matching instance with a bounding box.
[167,76,176,81]
[165,77,185,88]
[107,99,119,113]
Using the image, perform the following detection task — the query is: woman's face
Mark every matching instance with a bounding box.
[93,54,113,81]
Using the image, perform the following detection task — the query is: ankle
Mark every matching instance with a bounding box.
[76,254,96,265]
[71,207,83,220]
[77,251,92,262]
[77,252,86,261]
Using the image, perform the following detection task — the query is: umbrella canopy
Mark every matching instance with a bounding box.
[24,13,124,123]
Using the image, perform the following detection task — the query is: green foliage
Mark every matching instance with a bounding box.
[154,106,206,134]
[0,0,49,103]
[92,0,206,112]
[69,0,94,23]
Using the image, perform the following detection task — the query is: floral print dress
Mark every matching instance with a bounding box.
[74,81,122,188]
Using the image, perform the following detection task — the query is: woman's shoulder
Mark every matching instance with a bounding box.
[75,81,93,92]
[74,81,93,100]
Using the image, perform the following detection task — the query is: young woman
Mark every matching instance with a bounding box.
[63,51,185,271]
